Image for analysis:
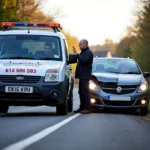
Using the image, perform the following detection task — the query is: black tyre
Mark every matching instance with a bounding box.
[128,108,136,115]
[68,90,73,112]
[0,104,9,113]
[140,107,148,116]
[56,92,68,115]
[68,77,74,112]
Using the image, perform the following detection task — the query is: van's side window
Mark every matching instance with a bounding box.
[63,40,69,60]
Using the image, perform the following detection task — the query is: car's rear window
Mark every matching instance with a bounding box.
[0,35,62,60]
[92,59,141,74]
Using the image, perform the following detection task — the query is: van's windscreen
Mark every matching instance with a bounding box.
[0,35,62,60]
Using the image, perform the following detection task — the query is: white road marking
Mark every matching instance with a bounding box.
[2,114,81,150]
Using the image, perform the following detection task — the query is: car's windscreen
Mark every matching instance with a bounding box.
[92,59,141,74]
[0,35,62,60]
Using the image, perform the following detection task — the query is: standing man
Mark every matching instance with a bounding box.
[73,39,93,114]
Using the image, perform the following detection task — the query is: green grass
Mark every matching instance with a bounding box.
[149,102,150,113]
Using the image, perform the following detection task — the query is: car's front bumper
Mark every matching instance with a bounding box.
[90,90,149,109]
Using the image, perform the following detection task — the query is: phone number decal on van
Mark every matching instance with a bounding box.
[5,68,36,73]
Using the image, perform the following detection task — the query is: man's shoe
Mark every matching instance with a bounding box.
[73,108,83,113]
[80,109,91,114]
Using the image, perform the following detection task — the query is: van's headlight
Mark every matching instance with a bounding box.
[89,80,99,91]
[138,81,148,92]
[45,69,59,82]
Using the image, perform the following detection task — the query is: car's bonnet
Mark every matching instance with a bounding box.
[92,73,142,85]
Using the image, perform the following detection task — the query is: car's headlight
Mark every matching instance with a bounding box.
[44,69,59,82]
[89,80,99,91]
[138,81,148,92]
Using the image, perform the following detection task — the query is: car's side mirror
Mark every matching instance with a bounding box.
[143,72,150,78]
[67,54,77,65]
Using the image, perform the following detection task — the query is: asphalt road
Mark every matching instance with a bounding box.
[0,88,150,150]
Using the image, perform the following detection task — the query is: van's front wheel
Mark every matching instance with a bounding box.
[56,92,68,115]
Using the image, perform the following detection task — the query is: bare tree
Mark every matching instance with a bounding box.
[16,0,55,22]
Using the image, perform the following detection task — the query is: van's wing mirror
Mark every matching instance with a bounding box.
[67,54,77,65]
[143,72,150,78]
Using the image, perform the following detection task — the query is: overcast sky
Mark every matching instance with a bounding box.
[41,0,136,45]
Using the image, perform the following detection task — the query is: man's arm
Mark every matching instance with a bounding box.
[72,46,93,64]
[77,51,93,64]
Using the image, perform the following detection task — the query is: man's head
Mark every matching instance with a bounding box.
[44,42,52,54]
[79,39,88,50]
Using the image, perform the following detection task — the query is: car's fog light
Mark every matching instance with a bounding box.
[90,98,96,104]
[141,99,146,105]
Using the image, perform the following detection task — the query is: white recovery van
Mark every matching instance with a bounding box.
[0,22,76,115]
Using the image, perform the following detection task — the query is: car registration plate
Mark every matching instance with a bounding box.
[5,86,33,93]
[107,96,131,101]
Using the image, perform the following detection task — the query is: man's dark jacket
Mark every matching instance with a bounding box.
[75,47,93,80]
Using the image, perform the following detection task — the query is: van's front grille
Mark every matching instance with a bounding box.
[0,75,41,83]
[0,92,43,101]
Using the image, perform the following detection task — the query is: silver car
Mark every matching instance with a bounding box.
[89,57,150,116]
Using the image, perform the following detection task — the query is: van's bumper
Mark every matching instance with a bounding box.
[0,80,66,106]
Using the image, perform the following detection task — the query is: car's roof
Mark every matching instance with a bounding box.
[0,30,65,39]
